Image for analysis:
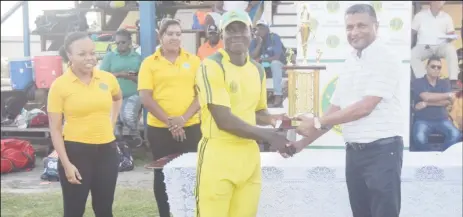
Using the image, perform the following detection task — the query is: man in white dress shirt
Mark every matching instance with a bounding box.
[283,4,404,217]
[411,1,458,80]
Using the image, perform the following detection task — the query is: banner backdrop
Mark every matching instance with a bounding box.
[294,1,412,148]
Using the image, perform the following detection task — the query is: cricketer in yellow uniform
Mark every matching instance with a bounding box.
[194,11,267,217]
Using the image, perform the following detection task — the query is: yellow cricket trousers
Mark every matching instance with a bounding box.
[195,137,262,217]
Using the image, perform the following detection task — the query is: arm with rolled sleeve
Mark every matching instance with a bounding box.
[319,56,400,127]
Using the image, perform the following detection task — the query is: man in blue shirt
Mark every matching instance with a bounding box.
[411,56,461,151]
[100,29,143,148]
[250,19,286,107]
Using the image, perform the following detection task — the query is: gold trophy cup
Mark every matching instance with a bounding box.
[281,2,326,130]
[283,47,325,127]
[299,4,311,64]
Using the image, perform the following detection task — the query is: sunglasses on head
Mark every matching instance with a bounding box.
[430,65,442,70]
[159,18,181,26]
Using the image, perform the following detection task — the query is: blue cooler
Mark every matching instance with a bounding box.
[9,57,34,90]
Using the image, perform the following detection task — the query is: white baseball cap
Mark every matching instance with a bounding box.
[256,19,269,27]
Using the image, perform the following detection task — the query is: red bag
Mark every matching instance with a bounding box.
[1,139,35,174]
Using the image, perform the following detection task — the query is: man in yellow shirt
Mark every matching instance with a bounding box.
[194,10,290,217]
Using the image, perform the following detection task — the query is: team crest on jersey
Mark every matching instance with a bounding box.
[99,83,109,90]
[229,81,238,93]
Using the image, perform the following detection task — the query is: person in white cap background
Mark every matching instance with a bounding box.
[250,19,287,107]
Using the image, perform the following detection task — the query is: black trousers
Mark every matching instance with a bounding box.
[58,141,119,217]
[147,124,202,217]
[346,136,404,217]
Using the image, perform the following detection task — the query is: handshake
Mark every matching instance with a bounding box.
[264,113,319,158]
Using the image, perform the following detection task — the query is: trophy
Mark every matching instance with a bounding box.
[298,3,311,64]
[282,3,326,129]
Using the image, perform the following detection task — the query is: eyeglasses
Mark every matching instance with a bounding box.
[430,65,442,70]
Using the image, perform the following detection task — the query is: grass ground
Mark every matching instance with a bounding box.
[1,187,159,217]
[1,146,160,217]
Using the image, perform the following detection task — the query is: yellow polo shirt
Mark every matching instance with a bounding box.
[47,68,121,144]
[195,49,267,142]
[138,49,201,128]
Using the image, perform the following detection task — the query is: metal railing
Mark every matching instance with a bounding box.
[1,1,24,24]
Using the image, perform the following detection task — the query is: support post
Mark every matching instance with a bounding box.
[139,1,157,129]
[22,1,30,57]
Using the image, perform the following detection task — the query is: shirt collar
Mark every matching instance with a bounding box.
[115,49,137,57]
[152,48,189,60]
[218,48,250,63]
[426,8,443,17]
[351,38,380,59]
[63,67,101,82]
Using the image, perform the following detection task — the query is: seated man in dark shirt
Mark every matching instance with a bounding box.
[250,19,286,107]
[412,56,462,151]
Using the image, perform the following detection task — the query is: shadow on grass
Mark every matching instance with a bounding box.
[1,187,159,217]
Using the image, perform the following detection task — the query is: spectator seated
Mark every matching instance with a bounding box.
[411,1,459,81]
[411,57,462,152]
[250,19,286,107]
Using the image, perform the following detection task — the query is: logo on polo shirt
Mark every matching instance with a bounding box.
[229,81,238,93]
[326,35,340,48]
[326,2,340,13]
[371,1,382,12]
[389,17,403,31]
[321,76,342,135]
[183,62,190,69]
[99,83,109,91]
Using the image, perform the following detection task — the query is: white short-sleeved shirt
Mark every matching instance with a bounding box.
[412,9,455,45]
[330,40,403,143]
[223,1,249,12]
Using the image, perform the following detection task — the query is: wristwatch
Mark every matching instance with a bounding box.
[314,117,329,130]
[448,92,455,100]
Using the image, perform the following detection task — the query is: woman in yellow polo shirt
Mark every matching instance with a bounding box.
[47,32,123,217]
[138,19,202,217]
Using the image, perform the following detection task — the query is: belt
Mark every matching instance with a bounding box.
[346,136,402,151]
